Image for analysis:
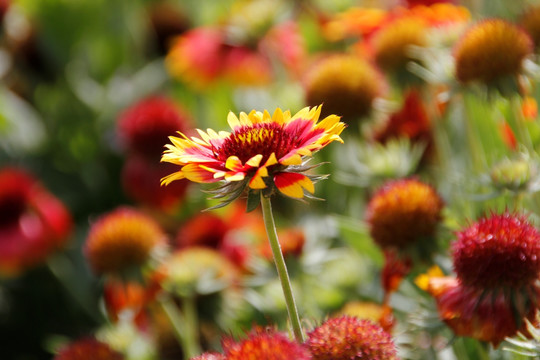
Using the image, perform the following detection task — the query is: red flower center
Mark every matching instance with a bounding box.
[218,122,298,164]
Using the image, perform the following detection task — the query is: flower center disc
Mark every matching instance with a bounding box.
[220,123,295,164]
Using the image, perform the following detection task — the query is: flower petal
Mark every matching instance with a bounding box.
[274,173,315,198]
[181,163,218,183]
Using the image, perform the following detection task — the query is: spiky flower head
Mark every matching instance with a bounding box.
[223,329,311,360]
[453,19,532,87]
[372,18,428,75]
[307,316,398,360]
[366,178,444,252]
[521,5,540,52]
[118,96,191,158]
[304,55,382,123]
[453,212,540,290]
[161,106,345,208]
[84,207,166,275]
[54,338,123,360]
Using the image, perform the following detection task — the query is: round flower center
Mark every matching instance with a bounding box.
[219,122,298,164]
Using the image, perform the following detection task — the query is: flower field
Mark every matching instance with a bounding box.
[2,0,540,359]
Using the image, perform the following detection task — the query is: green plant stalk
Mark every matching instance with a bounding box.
[260,194,305,342]
[159,295,201,359]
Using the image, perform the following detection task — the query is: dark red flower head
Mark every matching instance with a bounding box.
[307,316,398,360]
[453,212,540,290]
[54,338,123,360]
[117,96,190,158]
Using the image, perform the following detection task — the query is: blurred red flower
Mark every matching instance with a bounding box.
[0,167,72,276]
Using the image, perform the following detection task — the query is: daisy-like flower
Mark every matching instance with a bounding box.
[161,106,345,208]
[307,315,398,360]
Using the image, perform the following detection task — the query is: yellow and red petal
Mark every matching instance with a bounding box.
[182,163,219,183]
[274,172,315,198]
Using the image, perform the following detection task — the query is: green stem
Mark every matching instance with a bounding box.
[159,295,201,359]
[260,194,305,342]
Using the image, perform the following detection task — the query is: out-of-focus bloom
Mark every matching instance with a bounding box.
[307,316,398,360]
[259,227,305,259]
[522,96,538,120]
[84,207,167,275]
[117,96,191,210]
[521,5,540,52]
[103,278,162,328]
[158,247,238,297]
[0,167,72,276]
[339,302,395,333]
[147,2,190,54]
[418,212,540,346]
[117,96,191,158]
[453,19,533,88]
[374,89,432,148]
[321,4,468,42]
[489,155,538,193]
[453,212,540,289]
[223,329,311,360]
[260,21,306,78]
[366,178,444,252]
[121,155,190,211]
[371,18,428,76]
[381,249,412,295]
[54,338,123,360]
[176,212,230,249]
[304,55,383,124]
[404,0,454,6]
[222,46,272,86]
[321,8,387,42]
[499,122,518,151]
[166,27,225,89]
[161,106,345,204]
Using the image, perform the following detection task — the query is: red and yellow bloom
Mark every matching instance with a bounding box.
[161,106,345,202]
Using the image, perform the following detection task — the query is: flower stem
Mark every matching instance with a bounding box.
[260,194,305,342]
[159,294,201,359]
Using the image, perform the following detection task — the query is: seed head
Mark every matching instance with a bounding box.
[85,207,166,275]
[453,212,540,289]
[454,19,532,84]
[305,54,382,122]
[366,178,443,250]
[307,316,398,360]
